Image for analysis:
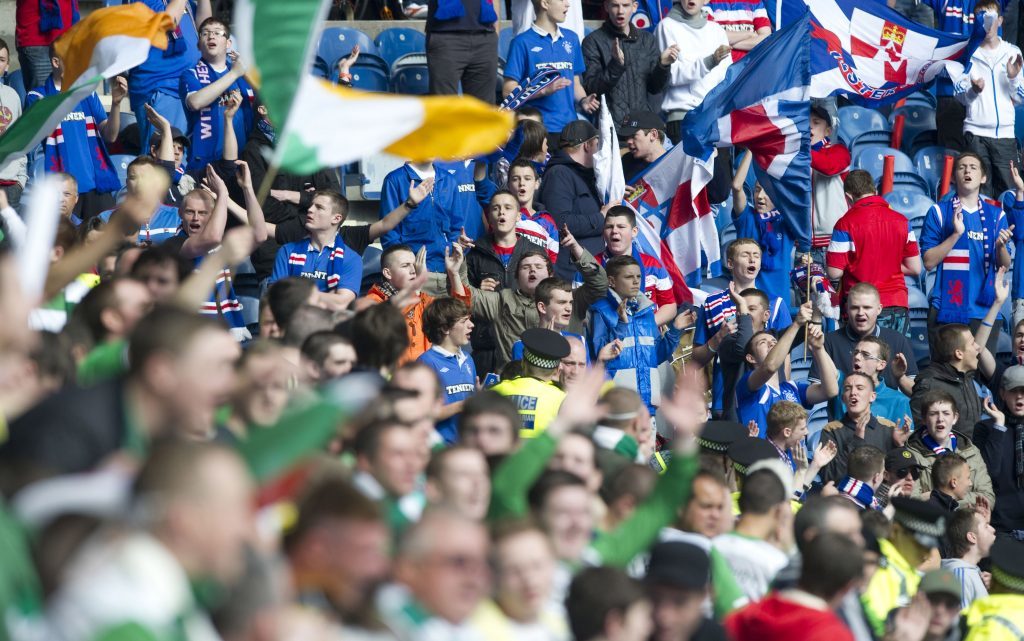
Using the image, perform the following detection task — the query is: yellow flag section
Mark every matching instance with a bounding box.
[54,3,172,90]
[276,75,515,174]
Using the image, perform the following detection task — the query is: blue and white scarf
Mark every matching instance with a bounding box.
[838,476,879,510]
[922,432,957,456]
[500,68,563,112]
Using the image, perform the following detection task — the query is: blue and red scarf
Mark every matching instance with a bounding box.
[39,0,79,33]
[922,432,958,456]
[500,68,563,112]
[702,288,735,335]
[838,476,880,510]
[433,0,496,23]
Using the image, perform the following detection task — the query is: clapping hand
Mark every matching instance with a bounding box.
[893,415,912,446]
[338,44,360,76]
[444,242,464,274]
[660,44,680,66]
[984,395,1006,426]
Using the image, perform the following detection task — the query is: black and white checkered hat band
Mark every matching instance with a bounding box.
[524,350,559,369]
[732,462,750,475]
[895,512,946,539]
[993,566,1024,592]
[699,438,729,452]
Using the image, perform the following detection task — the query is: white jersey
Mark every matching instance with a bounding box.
[712,532,789,602]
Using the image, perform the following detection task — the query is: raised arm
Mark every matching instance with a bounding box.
[746,302,811,391]
[235,160,268,243]
[145,104,175,162]
[174,227,256,310]
[368,179,432,242]
[731,149,752,217]
[181,165,229,258]
[220,90,242,161]
[805,324,840,404]
[922,205,963,271]
[975,267,1008,380]
[100,77,127,143]
[185,52,246,112]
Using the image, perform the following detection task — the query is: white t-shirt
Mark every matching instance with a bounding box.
[712,532,789,602]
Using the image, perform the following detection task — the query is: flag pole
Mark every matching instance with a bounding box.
[803,252,812,359]
[256,163,280,205]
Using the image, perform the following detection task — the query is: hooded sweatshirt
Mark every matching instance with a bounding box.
[940,557,988,610]
[656,6,731,114]
[725,591,854,641]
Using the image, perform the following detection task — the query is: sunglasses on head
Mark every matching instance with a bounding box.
[895,467,921,480]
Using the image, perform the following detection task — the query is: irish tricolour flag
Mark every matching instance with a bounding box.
[0,4,172,167]
[233,0,513,173]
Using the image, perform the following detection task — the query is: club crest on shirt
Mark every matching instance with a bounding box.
[780,388,800,403]
[563,39,573,55]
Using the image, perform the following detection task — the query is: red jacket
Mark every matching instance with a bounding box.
[725,593,854,641]
[826,195,919,309]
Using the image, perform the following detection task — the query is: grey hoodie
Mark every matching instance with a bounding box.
[940,558,988,610]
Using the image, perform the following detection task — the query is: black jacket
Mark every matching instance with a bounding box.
[0,380,128,496]
[975,417,1024,533]
[539,150,605,280]
[240,126,341,279]
[582,22,670,125]
[910,362,982,439]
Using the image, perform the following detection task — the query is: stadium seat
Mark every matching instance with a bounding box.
[360,152,406,200]
[392,65,430,95]
[913,146,947,198]
[890,172,933,199]
[907,129,938,158]
[31,153,45,181]
[806,405,830,449]
[498,26,515,62]
[889,105,936,154]
[908,285,931,367]
[997,331,1013,362]
[837,105,889,146]
[392,53,428,71]
[233,258,260,299]
[360,245,383,296]
[116,110,136,134]
[4,69,25,106]
[884,189,933,237]
[849,129,895,154]
[318,27,385,72]
[238,295,260,334]
[791,353,813,383]
[854,146,913,179]
[904,91,937,109]
[700,276,730,293]
[719,221,737,254]
[349,65,390,93]
[110,154,135,189]
[375,28,427,68]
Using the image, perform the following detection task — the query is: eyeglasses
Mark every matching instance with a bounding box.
[894,467,921,481]
[200,30,227,38]
[851,349,881,361]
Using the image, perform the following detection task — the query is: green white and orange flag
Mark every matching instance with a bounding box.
[0,4,172,166]
[233,0,513,173]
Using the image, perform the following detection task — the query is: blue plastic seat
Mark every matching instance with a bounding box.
[392,66,430,95]
[890,105,936,154]
[837,106,889,146]
[891,172,933,199]
[498,27,515,62]
[854,146,914,180]
[319,27,376,68]
[4,69,25,106]
[117,110,136,134]
[913,145,947,198]
[719,221,737,255]
[909,318,931,368]
[904,91,937,109]
[110,154,136,189]
[349,65,390,93]
[360,245,383,296]
[375,28,427,68]
[850,130,895,155]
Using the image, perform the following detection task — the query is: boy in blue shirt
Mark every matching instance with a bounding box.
[98,157,182,245]
[731,149,795,306]
[418,297,477,444]
[129,0,208,152]
[179,17,254,173]
[268,190,362,311]
[502,0,598,134]
[920,152,1013,354]
[588,255,686,414]
[736,301,839,435]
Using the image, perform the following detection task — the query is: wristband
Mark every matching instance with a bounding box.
[338,71,353,82]
[403,197,418,209]
[981,320,994,328]
[707,342,719,354]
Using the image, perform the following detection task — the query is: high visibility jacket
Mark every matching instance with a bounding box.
[862,539,920,638]
[963,594,1024,641]
[491,376,565,438]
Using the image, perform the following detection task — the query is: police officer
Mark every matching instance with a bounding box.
[650,419,748,477]
[726,437,785,516]
[862,496,947,637]
[962,537,1024,640]
[492,328,570,438]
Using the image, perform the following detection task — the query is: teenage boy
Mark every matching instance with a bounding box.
[507,159,559,263]
[927,453,973,512]
[940,507,995,610]
[27,47,123,219]
[736,302,839,434]
[908,390,995,508]
[920,152,1014,352]
[267,190,362,311]
[957,0,1024,196]
[809,102,851,260]
[419,297,477,445]
[840,335,913,426]
[731,150,795,306]
[834,445,886,511]
[656,0,731,145]
[574,206,678,326]
[588,255,688,413]
[502,0,599,135]
[179,17,254,173]
[765,400,837,493]
[819,372,908,485]
[510,277,592,362]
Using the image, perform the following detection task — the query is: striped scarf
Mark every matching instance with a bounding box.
[702,288,735,335]
[922,432,957,456]
[500,69,563,112]
[838,476,879,510]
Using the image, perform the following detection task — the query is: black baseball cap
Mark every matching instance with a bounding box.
[885,447,923,472]
[618,111,665,137]
[645,541,711,590]
[559,120,599,148]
